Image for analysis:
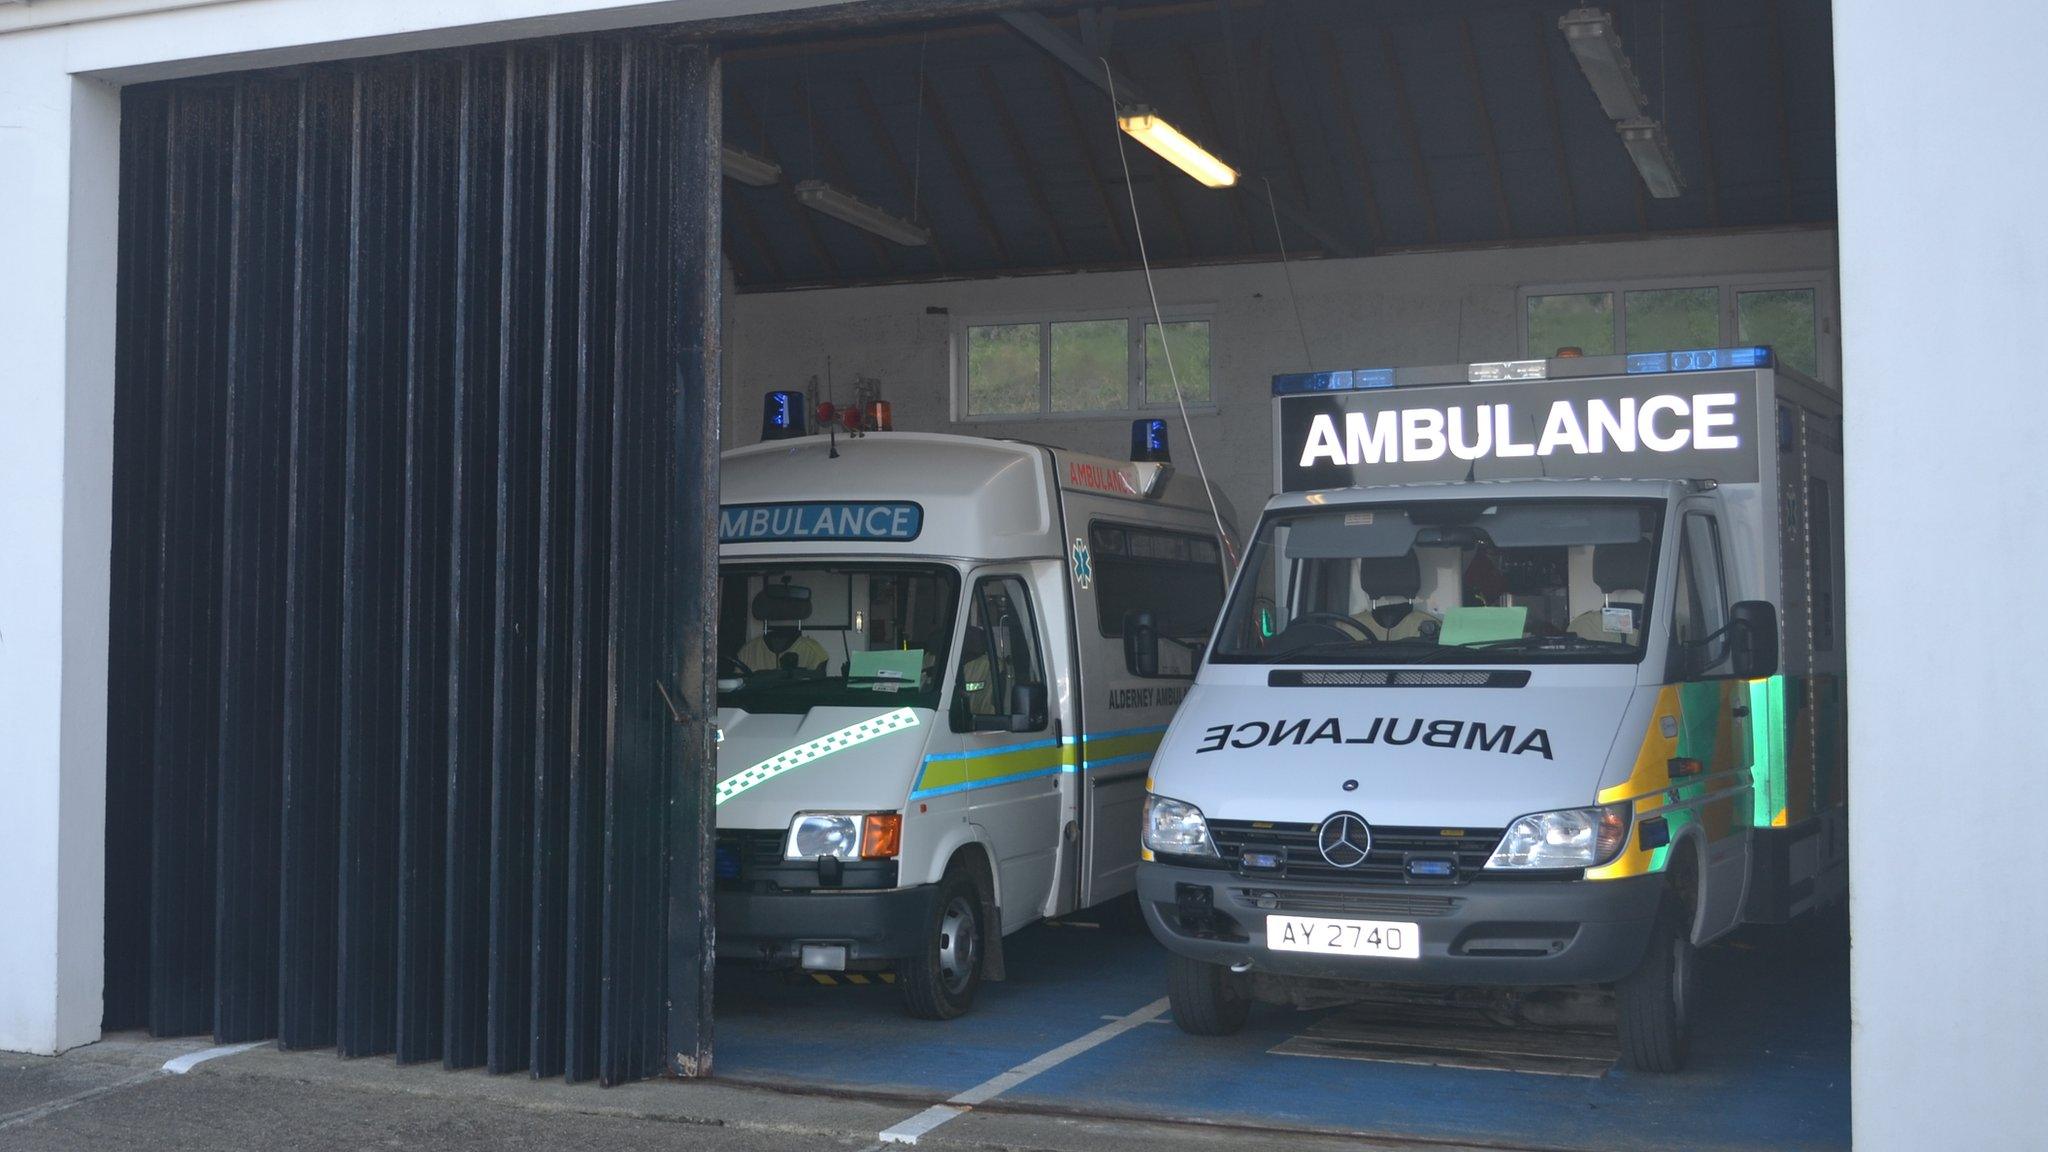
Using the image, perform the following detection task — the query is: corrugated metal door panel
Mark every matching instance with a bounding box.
[103,33,719,1085]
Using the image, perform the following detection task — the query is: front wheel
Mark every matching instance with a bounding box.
[900,869,985,1020]
[1616,900,1698,1072]
[1167,952,1250,1036]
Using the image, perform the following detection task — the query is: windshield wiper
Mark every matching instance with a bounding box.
[1407,635,1635,662]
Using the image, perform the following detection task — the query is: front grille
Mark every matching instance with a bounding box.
[1232,887,1463,918]
[716,829,784,881]
[1206,819,1502,885]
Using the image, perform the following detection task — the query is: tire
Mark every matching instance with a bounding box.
[1167,951,1251,1036]
[1617,898,1698,1072]
[900,867,986,1020]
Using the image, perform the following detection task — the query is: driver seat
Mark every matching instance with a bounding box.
[1355,551,1441,642]
[737,587,829,672]
[1568,541,1650,644]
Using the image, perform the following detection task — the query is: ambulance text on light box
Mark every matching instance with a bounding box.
[1274,371,1761,493]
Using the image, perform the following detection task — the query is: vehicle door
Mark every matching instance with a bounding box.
[932,571,1061,931]
[1071,518,1225,908]
[1669,502,1755,941]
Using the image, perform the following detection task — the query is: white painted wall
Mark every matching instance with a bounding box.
[1836,3,2048,1146]
[728,229,1840,522]
[0,0,849,1058]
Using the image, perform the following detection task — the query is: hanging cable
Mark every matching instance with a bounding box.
[911,32,929,222]
[1263,177,1314,371]
[1102,59,1234,560]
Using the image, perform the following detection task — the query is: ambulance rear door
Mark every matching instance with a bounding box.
[1052,456,1231,908]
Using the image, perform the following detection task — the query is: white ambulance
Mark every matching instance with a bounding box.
[1137,349,1845,1070]
[715,411,1235,1018]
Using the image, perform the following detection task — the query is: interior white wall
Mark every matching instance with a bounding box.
[0,0,850,1059]
[728,228,1839,522]
[1836,2,2047,1147]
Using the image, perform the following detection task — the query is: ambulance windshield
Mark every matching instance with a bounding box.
[717,562,961,714]
[1210,498,1665,665]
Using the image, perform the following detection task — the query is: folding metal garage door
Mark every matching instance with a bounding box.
[101,33,720,1085]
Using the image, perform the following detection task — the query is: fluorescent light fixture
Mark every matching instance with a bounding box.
[1558,8,1648,121]
[1616,117,1685,199]
[1116,107,1238,188]
[793,179,932,247]
[721,144,782,187]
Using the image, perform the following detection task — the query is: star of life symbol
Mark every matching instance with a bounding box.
[1316,812,1373,869]
[1071,538,1092,589]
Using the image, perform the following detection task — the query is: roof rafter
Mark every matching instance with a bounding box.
[919,70,1012,265]
[1459,15,1514,240]
[978,63,1072,264]
[1685,0,1722,226]
[846,75,953,272]
[730,86,839,279]
[794,75,897,273]
[1531,9,1582,235]
[1379,27,1438,245]
[1041,56,1132,260]
[1321,37,1385,250]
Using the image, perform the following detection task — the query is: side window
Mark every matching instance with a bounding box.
[957,575,1045,726]
[1090,523,1225,639]
[1677,513,1731,675]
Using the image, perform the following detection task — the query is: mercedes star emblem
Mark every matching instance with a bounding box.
[1317,812,1373,869]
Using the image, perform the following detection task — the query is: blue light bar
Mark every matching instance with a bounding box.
[761,390,806,440]
[1625,346,1773,374]
[1130,418,1170,462]
[1271,368,1395,396]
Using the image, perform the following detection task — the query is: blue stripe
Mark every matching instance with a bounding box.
[918,736,1062,764]
[1080,750,1156,771]
[909,764,1067,801]
[1074,723,1170,744]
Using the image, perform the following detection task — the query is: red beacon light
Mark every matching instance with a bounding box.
[864,400,894,432]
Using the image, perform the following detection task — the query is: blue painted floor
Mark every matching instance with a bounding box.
[715,912,1850,1151]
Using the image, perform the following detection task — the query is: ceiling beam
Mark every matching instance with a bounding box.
[846,76,953,272]
[1321,37,1385,250]
[1042,56,1132,260]
[979,63,1073,264]
[1252,36,1311,211]
[726,192,786,284]
[730,86,839,280]
[1459,15,1514,240]
[1684,0,1722,226]
[919,71,1012,265]
[1532,8,1582,234]
[1379,27,1438,245]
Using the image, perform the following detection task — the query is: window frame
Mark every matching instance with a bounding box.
[952,306,1216,422]
[1519,270,1838,388]
[1085,520,1226,641]
[954,573,1048,729]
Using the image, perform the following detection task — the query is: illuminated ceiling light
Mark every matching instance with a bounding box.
[1558,7,1648,120]
[1617,117,1685,199]
[793,179,933,247]
[1116,106,1238,188]
[721,143,782,187]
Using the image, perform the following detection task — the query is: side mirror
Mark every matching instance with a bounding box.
[1007,682,1048,733]
[1728,600,1779,679]
[1122,610,1160,678]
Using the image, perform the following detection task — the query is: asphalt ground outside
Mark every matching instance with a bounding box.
[1,911,1847,1152]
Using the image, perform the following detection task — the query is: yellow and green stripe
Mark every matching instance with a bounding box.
[910,725,1166,801]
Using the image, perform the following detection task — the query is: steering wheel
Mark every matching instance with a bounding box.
[1283,611,1379,644]
[718,654,752,680]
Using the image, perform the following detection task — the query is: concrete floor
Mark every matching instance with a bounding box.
[1,912,1847,1152]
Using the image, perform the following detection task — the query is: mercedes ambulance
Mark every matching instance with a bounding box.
[715,407,1235,1018]
[1136,349,1845,1070]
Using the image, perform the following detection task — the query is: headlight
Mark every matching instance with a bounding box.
[1484,803,1631,870]
[1142,794,1218,858]
[784,812,902,861]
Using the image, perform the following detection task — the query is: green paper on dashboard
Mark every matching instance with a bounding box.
[1438,606,1528,647]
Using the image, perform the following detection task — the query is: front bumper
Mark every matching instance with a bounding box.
[716,882,938,967]
[1139,860,1663,986]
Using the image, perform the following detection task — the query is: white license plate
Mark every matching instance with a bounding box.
[1264,915,1420,959]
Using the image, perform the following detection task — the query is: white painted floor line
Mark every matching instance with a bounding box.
[0,1071,155,1131]
[162,1041,265,1075]
[876,997,1169,1146]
